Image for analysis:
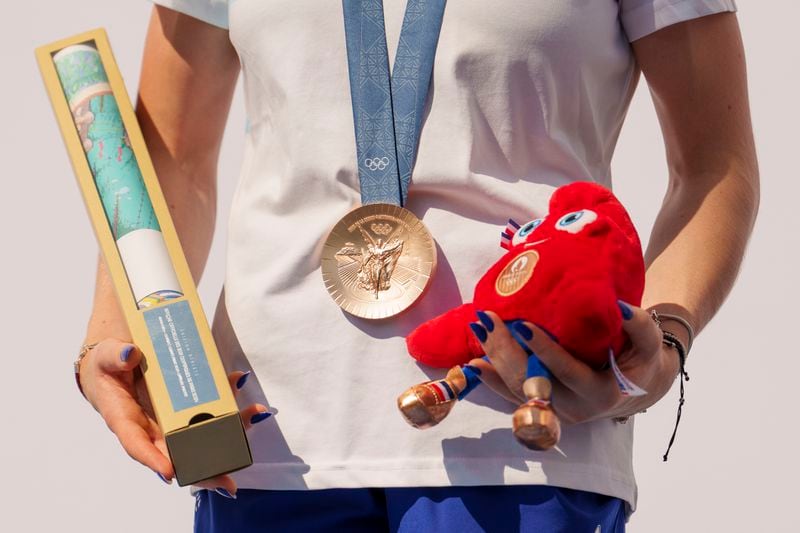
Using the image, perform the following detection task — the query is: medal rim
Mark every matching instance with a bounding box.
[321,203,437,320]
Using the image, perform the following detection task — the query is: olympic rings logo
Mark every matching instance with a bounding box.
[364,157,390,171]
[371,222,393,235]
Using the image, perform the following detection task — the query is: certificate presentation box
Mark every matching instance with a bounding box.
[36,28,252,486]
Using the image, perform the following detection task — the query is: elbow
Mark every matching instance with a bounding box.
[667,153,760,230]
[726,154,760,232]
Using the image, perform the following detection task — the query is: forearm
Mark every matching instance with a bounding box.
[642,165,759,340]
[634,12,759,344]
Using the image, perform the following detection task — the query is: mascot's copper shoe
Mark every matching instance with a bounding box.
[397,366,467,429]
[512,376,561,451]
[512,399,561,450]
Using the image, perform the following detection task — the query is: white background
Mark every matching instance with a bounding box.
[1,1,798,531]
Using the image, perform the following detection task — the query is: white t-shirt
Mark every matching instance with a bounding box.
[151,0,736,511]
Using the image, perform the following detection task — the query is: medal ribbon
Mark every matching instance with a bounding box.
[342,0,446,207]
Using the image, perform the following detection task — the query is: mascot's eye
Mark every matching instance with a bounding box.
[555,210,597,234]
[512,218,543,245]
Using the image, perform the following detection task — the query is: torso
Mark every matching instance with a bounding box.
[217,0,640,507]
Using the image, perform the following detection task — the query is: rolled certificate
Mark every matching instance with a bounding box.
[53,43,182,308]
[37,29,251,486]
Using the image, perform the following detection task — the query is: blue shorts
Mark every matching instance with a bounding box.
[194,485,626,532]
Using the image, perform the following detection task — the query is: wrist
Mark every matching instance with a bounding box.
[659,320,691,353]
[645,304,696,354]
[74,342,99,400]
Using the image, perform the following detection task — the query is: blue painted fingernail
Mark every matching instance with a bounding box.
[475,310,495,332]
[120,345,133,362]
[509,322,534,356]
[216,488,237,500]
[617,300,634,320]
[236,371,251,390]
[469,322,488,343]
[512,322,534,341]
[250,411,272,425]
[157,472,172,485]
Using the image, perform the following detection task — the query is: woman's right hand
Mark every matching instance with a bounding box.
[79,337,268,497]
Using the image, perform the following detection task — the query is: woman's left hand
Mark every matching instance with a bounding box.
[472,303,680,424]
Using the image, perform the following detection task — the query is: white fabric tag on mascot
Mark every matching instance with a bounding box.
[609,349,647,397]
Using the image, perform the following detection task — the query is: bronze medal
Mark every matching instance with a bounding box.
[321,203,437,319]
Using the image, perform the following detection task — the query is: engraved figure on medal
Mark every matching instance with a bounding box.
[322,205,436,319]
[336,222,405,298]
[363,223,404,295]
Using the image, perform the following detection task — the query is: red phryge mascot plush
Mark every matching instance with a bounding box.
[397,181,646,450]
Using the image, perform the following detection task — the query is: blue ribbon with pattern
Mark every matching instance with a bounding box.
[342,0,446,206]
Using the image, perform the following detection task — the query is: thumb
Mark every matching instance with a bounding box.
[618,301,662,358]
[89,338,143,375]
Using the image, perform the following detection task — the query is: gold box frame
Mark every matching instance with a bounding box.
[36,28,252,486]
